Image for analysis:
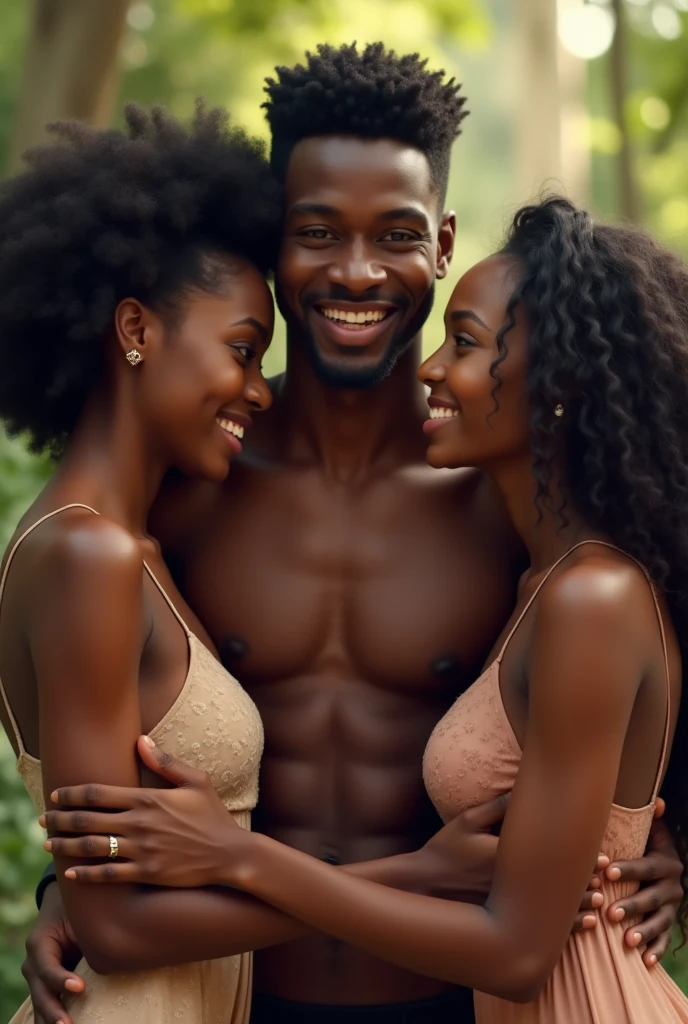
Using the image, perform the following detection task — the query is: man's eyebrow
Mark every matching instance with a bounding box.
[450,309,490,331]
[287,203,340,219]
[230,317,269,342]
[379,207,431,231]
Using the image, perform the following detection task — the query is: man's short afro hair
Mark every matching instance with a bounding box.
[263,42,468,201]
[0,101,283,456]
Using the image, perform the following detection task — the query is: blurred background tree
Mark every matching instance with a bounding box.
[2,0,688,1014]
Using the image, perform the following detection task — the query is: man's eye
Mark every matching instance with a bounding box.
[382,230,417,243]
[302,228,333,240]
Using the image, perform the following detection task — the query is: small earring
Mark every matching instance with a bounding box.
[554,403,564,418]
[126,349,142,366]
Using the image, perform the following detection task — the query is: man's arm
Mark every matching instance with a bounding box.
[604,800,683,965]
[36,863,57,911]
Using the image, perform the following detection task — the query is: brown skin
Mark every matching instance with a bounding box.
[24,143,682,1018]
[45,254,685,1004]
[0,266,276,757]
[147,137,517,1004]
[0,262,331,1004]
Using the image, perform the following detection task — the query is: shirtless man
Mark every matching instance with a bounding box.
[24,44,683,1024]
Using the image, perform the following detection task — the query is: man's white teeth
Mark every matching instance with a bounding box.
[429,407,459,419]
[321,308,388,324]
[217,418,244,439]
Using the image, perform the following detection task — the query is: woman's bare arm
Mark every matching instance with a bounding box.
[31,515,310,973]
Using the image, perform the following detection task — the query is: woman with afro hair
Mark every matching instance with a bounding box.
[0,102,297,1024]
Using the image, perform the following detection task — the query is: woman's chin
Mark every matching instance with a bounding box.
[178,451,233,484]
[425,442,477,471]
[206,456,233,482]
[425,442,454,470]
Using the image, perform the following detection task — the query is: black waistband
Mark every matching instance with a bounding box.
[250,989,475,1023]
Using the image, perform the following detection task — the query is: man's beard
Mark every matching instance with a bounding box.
[276,284,436,390]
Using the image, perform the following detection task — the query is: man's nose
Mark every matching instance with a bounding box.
[327,239,387,292]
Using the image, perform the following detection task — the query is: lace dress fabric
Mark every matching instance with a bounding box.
[2,506,264,1024]
[423,541,688,1023]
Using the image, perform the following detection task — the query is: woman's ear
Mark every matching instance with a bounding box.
[114,298,162,366]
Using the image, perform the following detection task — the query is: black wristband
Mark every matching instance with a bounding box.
[36,862,58,910]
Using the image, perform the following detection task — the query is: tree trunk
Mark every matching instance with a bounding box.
[513,0,589,205]
[514,0,561,202]
[7,0,130,173]
[610,0,640,221]
[558,41,590,206]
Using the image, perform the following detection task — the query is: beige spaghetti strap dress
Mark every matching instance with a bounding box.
[424,541,688,1023]
[2,505,264,1024]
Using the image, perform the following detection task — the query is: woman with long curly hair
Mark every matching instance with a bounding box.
[43,196,688,1021]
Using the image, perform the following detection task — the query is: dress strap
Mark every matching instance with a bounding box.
[0,503,100,755]
[0,504,194,759]
[141,561,193,639]
[495,540,599,665]
[495,538,671,802]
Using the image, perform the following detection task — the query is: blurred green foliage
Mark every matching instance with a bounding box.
[0,435,51,1017]
[0,433,52,551]
[2,0,688,1015]
[588,3,688,254]
[0,739,50,1017]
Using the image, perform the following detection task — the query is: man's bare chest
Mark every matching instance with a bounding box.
[176,471,517,698]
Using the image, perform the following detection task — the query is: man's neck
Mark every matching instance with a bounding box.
[273,334,429,483]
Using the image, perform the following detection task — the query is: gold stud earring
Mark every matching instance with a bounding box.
[126,349,142,366]
[554,403,564,418]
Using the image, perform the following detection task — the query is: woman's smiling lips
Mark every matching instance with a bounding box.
[423,396,460,435]
[216,409,253,455]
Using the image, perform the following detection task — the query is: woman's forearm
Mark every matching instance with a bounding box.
[82,884,308,973]
[228,835,541,1003]
[343,851,420,889]
[72,852,423,974]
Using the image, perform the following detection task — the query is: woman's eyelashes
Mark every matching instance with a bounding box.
[228,342,256,363]
[453,333,478,351]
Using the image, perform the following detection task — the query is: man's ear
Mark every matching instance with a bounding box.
[436,211,456,281]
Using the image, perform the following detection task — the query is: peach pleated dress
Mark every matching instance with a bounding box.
[424,541,688,1023]
[2,505,264,1024]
